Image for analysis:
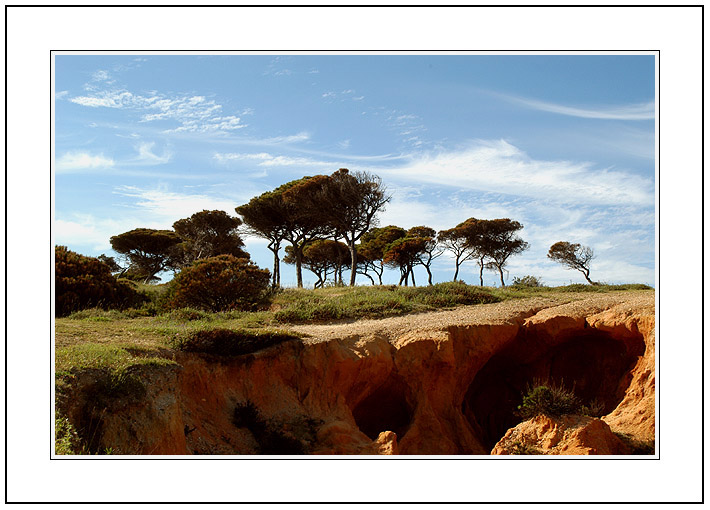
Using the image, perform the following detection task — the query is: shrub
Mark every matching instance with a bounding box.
[55,246,147,317]
[517,382,582,419]
[171,328,299,357]
[512,275,544,287]
[613,432,655,455]
[167,255,271,312]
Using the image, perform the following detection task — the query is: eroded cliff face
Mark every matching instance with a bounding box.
[57,294,655,456]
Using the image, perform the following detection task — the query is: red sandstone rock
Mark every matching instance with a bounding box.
[56,293,655,456]
[491,414,630,455]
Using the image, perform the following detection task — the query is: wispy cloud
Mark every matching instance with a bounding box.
[114,185,244,222]
[56,151,114,171]
[213,151,337,168]
[496,93,655,120]
[70,87,247,134]
[380,140,653,206]
[135,142,171,165]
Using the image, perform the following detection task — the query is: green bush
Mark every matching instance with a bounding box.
[512,275,544,287]
[55,246,147,317]
[171,328,299,357]
[517,382,583,419]
[167,255,271,312]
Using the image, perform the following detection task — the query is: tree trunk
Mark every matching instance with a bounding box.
[479,258,485,286]
[361,271,375,285]
[270,246,281,288]
[410,267,416,287]
[348,241,357,287]
[583,269,594,285]
[453,258,460,282]
[294,244,303,288]
[425,264,433,286]
[498,266,505,287]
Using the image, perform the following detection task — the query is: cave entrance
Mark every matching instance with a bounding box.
[462,325,645,452]
[352,374,413,441]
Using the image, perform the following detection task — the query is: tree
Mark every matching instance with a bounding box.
[548,241,596,285]
[383,236,428,286]
[318,169,391,286]
[236,191,290,288]
[97,254,122,274]
[407,226,443,286]
[479,219,529,287]
[284,239,350,288]
[279,175,335,288]
[171,210,249,269]
[166,255,271,312]
[357,226,407,285]
[439,221,478,282]
[110,228,182,283]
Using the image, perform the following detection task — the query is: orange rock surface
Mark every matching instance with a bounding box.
[57,292,654,456]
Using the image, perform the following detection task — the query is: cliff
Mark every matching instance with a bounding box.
[56,291,655,455]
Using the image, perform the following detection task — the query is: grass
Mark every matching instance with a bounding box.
[272,282,499,323]
[55,282,653,371]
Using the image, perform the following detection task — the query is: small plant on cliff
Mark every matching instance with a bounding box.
[509,440,543,455]
[517,382,583,419]
[613,432,655,455]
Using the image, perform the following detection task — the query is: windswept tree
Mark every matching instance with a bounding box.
[279,175,335,288]
[171,210,249,269]
[479,219,529,287]
[357,225,407,285]
[284,239,350,288]
[383,236,428,286]
[236,191,290,288]
[109,228,181,283]
[407,226,443,286]
[439,221,478,282]
[548,241,596,284]
[318,169,391,286]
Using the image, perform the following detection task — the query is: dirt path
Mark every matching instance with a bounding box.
[288,290,655,344]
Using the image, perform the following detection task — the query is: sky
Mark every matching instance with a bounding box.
[54,54,656,287]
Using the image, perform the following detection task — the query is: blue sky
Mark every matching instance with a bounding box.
[54,54,655,287]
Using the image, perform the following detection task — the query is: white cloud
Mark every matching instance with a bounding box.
[70,87,247,134]
[498,93,655,120]
[56,151,114,171]
[55,90,69,100]
[213,151,336,168]
[322,92,336,99]
[113,185,245,223]
[70,90,135,108]
[261,132,311,144]
[380,140,653,207]
[91,70,111,82]
[135,142,171,164]
[55,215,146,252]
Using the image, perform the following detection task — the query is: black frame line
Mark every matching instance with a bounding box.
[2,1,695,505]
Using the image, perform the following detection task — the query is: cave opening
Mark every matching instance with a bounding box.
[352,374,413,441]
[462,324,646,452]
